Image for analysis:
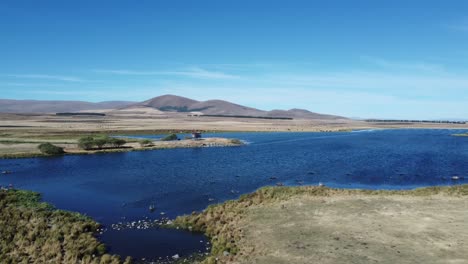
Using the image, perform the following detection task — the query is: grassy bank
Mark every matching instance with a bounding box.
[0,189,131,264]
[173,184,468,264]
[0,135,244,159]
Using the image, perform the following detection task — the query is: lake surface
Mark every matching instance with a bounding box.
[1,129,467,262]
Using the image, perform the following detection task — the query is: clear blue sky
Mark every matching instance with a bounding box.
[1,0,468,119]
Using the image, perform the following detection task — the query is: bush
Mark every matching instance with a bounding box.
[93,136,109,149]
[37,143,65,155]
[78,136,95,150]
[139,139,153,147]
[109,138,126,148]
[77,136,126,150]
[230,139,242,145]
[161,133,178,141]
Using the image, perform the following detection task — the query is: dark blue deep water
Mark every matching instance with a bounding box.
[1,129,468,261]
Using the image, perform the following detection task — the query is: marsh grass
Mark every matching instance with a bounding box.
[0,189,132,264]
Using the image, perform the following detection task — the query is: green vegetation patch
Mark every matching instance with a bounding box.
[139,139,154,147]
[0,189,131,264]
[161,133,178,141]
[78,135,127,150]
[38,142,65,155]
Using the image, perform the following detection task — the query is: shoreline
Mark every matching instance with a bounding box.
[0,137,244,159]
[3,184,467,264]
[2,127,468,159]
[172,184,468,264]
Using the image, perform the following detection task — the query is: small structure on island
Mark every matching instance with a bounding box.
[192,132,202,140]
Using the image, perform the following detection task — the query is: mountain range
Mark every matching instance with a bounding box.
[0,95,346,120]
[0,99,134,114]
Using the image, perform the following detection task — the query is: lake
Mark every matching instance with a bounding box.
[1,129,467,262]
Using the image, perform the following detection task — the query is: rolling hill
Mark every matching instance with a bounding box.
[125,95,346,120]
[0,95,347,120]
[0,99,134,113]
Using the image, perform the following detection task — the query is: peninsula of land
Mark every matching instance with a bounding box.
[174,185,468,264]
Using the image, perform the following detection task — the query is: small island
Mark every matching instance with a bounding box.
[0,132,244,159]
[453,133,468,137]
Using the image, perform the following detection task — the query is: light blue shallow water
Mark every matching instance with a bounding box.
[1,129,467,261]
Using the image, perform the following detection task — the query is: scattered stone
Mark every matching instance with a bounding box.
[110,217,172,231]
[223,251,230,256]
[172,254,180,260]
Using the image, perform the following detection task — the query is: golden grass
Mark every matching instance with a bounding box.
[173,185,468,263]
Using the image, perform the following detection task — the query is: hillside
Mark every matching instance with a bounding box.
[266,108,344,120]
[126,94,346,120]
[0,95,347,120]
[0,99,134,113]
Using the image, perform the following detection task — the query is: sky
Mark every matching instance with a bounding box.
[1,0,468,119]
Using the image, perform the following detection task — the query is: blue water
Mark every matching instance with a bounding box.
[1,129,467,261]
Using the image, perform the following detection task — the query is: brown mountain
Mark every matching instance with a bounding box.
[0,99,135,113]
[0,95,347,119]
[188,100,266,116]
[266,108,344,120]
[128,94,346,119]
[138,94,199,111]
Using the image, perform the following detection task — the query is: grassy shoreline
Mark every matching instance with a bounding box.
[0,189,131,264]
[172,184,468,264]
[0,137,244,159]
[4,127,468,159]
[2,184,467,263]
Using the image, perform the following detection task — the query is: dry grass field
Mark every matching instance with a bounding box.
[1,113,466,157]
[1,112,467,134]
[174,185,468,264]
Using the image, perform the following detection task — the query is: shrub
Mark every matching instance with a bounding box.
[37,143,65,155]
[139,139,153,147]
[78,136,95,150]
[230,139,242,145]
[93,136,109,149]
[109,138,126,148]
[161,133,178,141]
[77,136,126,150]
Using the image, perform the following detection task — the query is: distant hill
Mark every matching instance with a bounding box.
[138,94,199,111]
[0,99,134,113]
[0,95,347,120]
[265,108,344,120]
[126,94,346,120]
